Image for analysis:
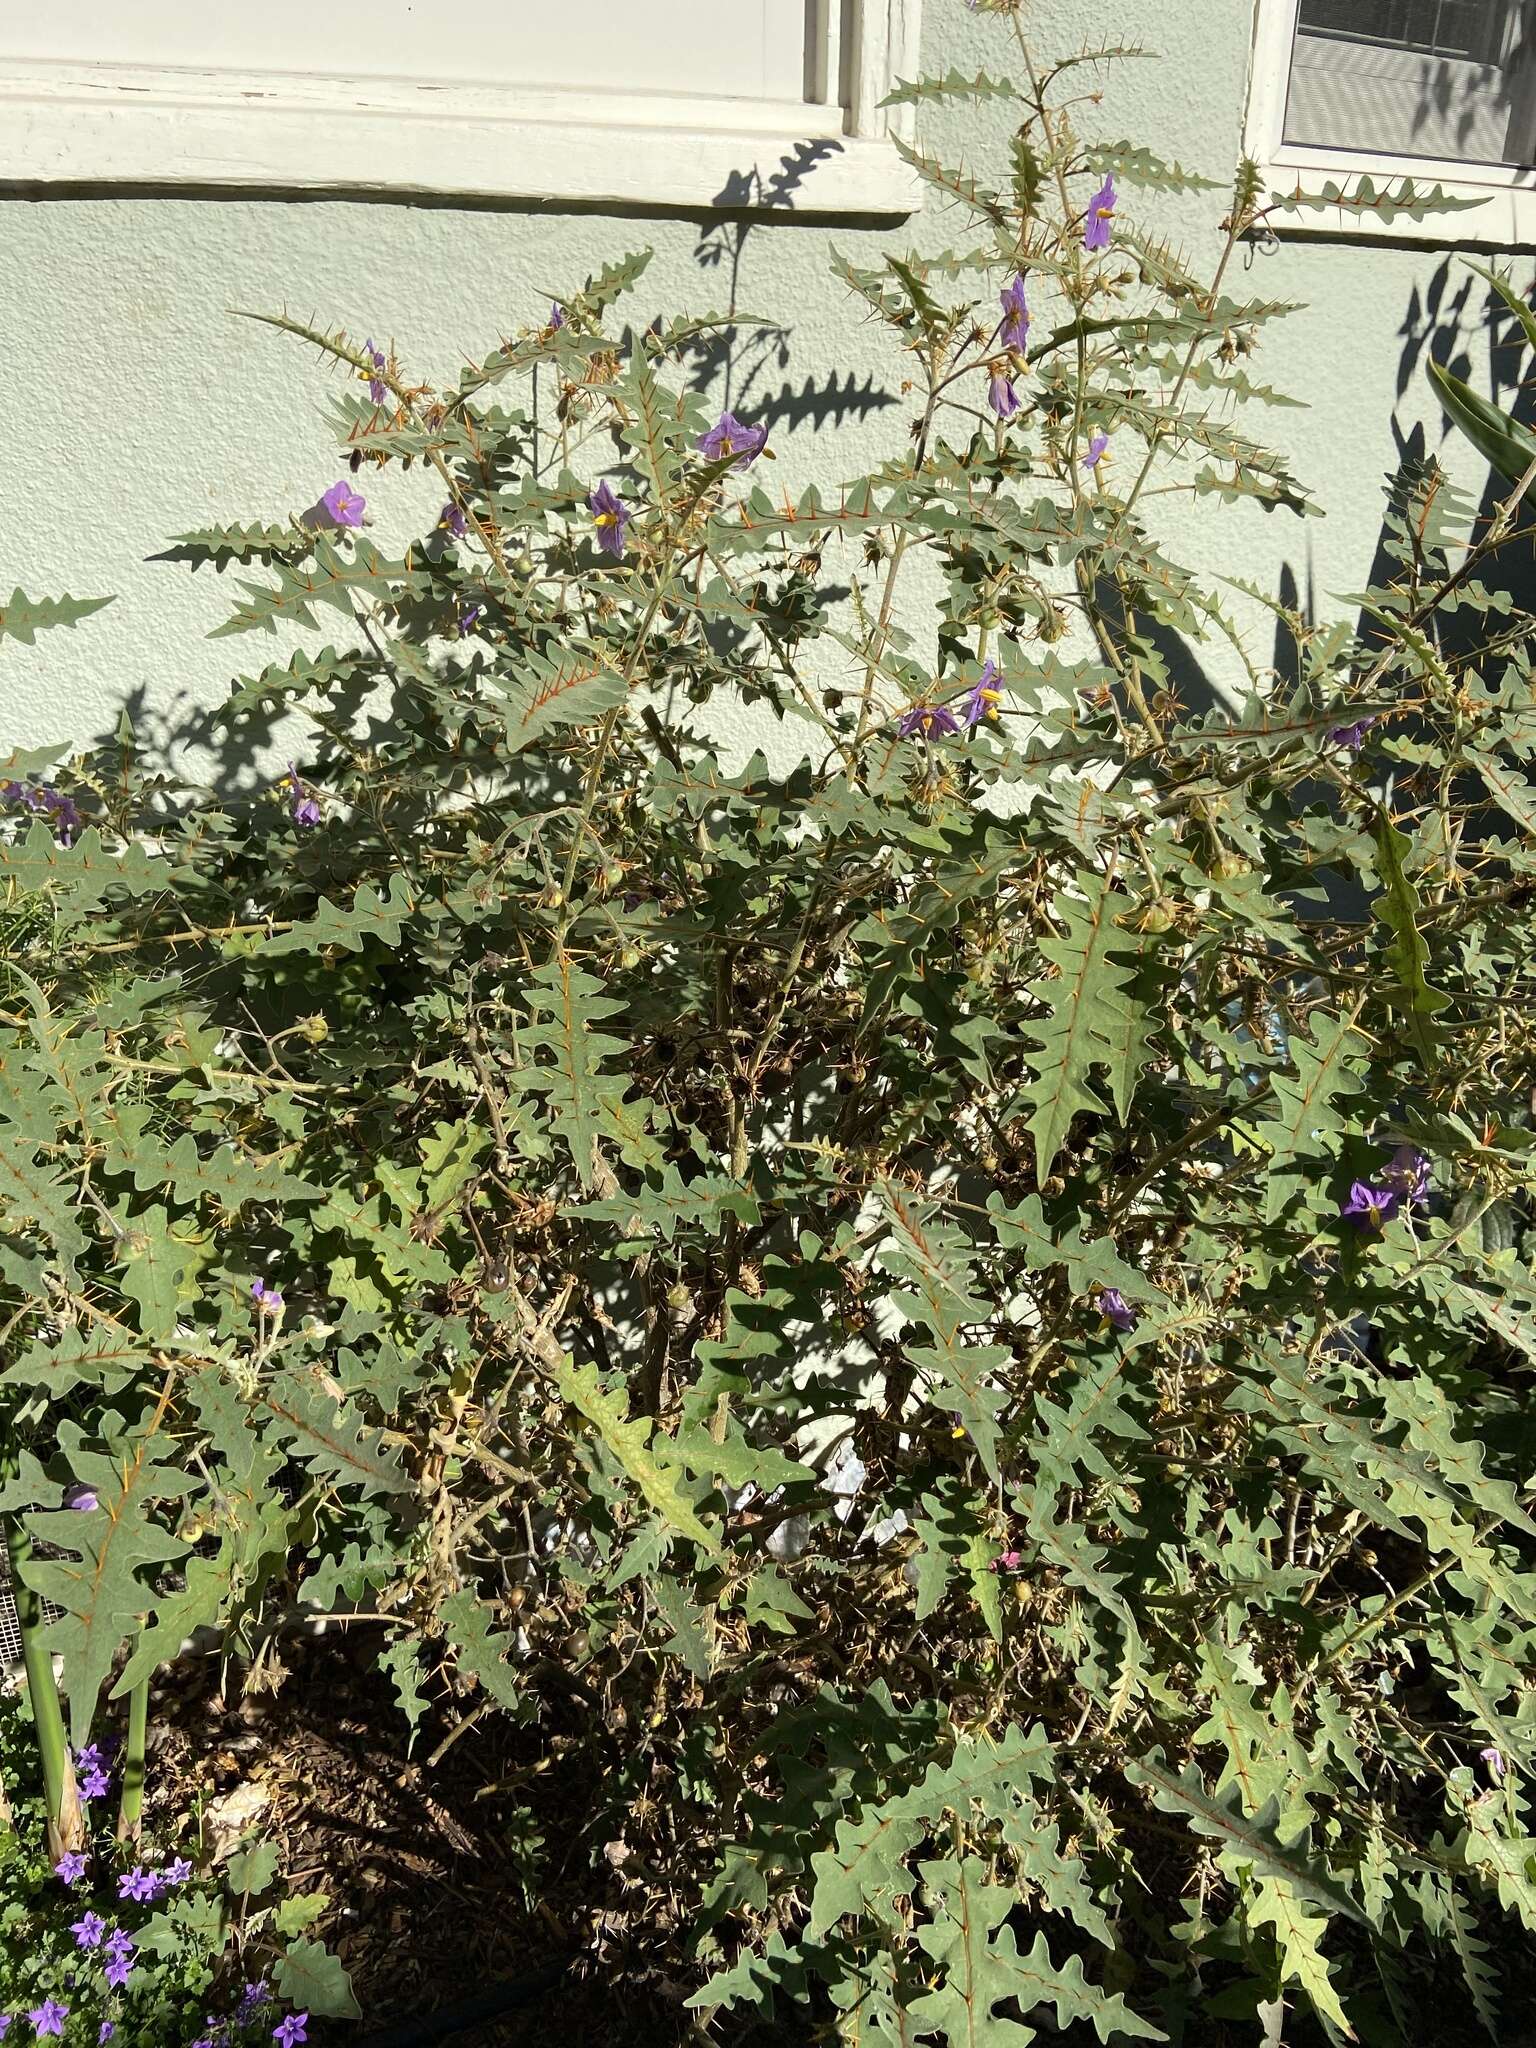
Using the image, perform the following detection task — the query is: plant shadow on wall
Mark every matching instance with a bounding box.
[8,10,1536,2048]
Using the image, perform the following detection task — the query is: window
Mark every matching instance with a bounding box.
[0,0,922,214]
[1245,0,1536,242]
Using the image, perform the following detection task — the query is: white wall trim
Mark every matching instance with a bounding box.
[1244,0,1536,247]
[0,1,924,214]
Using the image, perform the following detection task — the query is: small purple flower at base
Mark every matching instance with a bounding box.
[54,1851,88,1885]
[961,661,1003,732]
[37,789,82,845]
[273,2014,310,2048]
[438,502,467,540]
[1083,432,1110,470]
[164,1857,194,1885]
[697,410,768,469]
[362,339,388,406]
[898,702,961,741]
[318,480,367,530]
[118,1866,163,1903]
[1479,1745,1507,1782]
[999,273,1030,352]
[589,481,630,559]
[1097,1288,1137,1333]
[72,1911,108,1950]
[548,303,567,331]
[65,1484,99,1512]
[1342,1180,1400,1229]
[252,1277,285,1315]
[987,369,1020,420]
[29,2003,69,2040]
[238,1981,272,2021]
[1084,174,1118,250]
[458,603,484,637]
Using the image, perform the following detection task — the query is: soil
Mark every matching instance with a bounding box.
[144,1629,796,2048]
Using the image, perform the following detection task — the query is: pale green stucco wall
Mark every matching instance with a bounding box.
[1,0,1524,766]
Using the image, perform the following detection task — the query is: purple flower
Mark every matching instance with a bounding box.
[1328,715,1377,752]
[251,1277,286,1313]
[29,2004,68,2040]
[273,2016,309,2048]
[987,369,1019,420]
[103,1929,135,1990]
[65,1484,99,1513]
[999,274,1030,352]
[1083,432,1110,469]
[1084,174,1117,251]
[75,1745,111,1801]
[548,303,567,331]
[238,1981,272,2020]
[163,1857,194,1885]
[72,1911,108,1950]
[990,1549,1024,1573]
[1381,1145,1432,1203]
[438,501,467,539]
[37,788,82,845]
[118,1866,164,1903]
[458,603,484,636]
[363,338,387,406]
[0,2019,10,2040]
[589,481,630,559]
[1479,1745,1506,1782]
[961,661,1003,732]
[898,702,961,741]
[1097,1287,1137,1332]
[318,480,366,530]
[1342,1180,1399,1229]
[54,1851,88,1885]
[285,765,322,830]
[99,2026,115,2044]
[697,410,768,469]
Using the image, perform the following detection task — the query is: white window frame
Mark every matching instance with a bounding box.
[1245,0,1536,246]
[0,0,923,215]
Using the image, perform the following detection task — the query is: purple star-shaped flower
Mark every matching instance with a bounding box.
[363,338,387,406]
[37,788,82,844]
[1342,1180,1399,1228]
[251,1277,286,1312]
[1084,173,1117,250]
[238,1981,272,2020]
[72,1911,108,1950]
[438,501,467,539]
[961,661,1003,731]
[103,1929,136,1990]
[697,411,768,470]
[898,702,961,741]
[65,1484,99,1512]
[163,1857,194,1885]
[118,1866,163,1903]
[75,1745,112,1801]
[999,274,1029,352]
[273,2015,309,2048]
[458,603,484,636]
[548,303,567,331]
[987,369,1019,420]
[318,480,367,530]
[29,2003,68,2040]
[54,1851,88,1885]
[1097,1287,1136,1332]
[589,481,630,559]
[1083,432,1110,469]
[99,2026,115,2044]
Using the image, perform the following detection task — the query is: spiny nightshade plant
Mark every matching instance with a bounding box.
[3,4,1536,2042]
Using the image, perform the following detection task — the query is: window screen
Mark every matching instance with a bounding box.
[1284,0,1536,163]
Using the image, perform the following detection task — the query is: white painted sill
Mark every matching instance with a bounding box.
[1244,0,1536,247]
[0,0,924,215]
